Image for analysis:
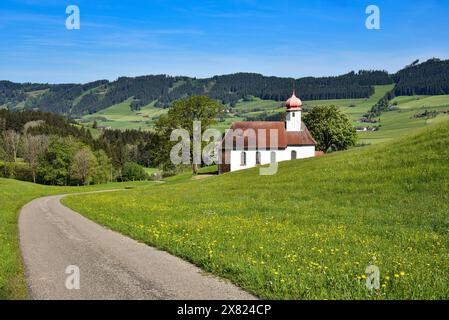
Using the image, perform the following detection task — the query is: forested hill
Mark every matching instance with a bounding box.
[393,58,449,96]
[0,71,391,115]
[1,58,448,116]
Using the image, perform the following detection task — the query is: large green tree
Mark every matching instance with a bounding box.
[303,105,358,152]
[155,96,223,174]
[37,136,80,185]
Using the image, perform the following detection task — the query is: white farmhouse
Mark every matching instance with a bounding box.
[219,91,318,174]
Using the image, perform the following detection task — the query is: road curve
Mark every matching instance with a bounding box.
[19,193,256,300]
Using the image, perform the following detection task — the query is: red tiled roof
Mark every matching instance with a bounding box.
[286,126,317,146]
[222,121,316,150]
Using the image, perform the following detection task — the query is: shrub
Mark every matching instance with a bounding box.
[0,161,34,182]
[122,162,149,181]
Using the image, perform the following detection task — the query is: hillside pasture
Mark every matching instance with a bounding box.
[64,121,449,299]
[358,94,449,144]
[82,98,167,131]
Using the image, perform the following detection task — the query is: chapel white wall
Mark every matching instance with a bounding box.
[229,146,315,172]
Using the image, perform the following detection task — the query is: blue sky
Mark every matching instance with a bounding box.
[1,0,449,83]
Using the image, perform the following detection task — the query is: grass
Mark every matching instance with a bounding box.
[233,99,283,112]
[304,84,394,119]
[82,98,167,131]
[160,165,218,184]
[63,120,449,300]
[0,179,153,300]
[198,165,218,174]
[144,167,160,176]
[358,95,449,144]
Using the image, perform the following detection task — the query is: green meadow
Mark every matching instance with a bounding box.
[304,84,394,117]
[0,179,152,299]
[82,98,168,131]
[63,120,449,300]
[358,95,449,144]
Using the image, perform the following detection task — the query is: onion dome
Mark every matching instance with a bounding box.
[286,91,302,110]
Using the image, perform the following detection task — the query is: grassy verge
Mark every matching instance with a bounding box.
[63,121,449,299]
[0,179,152,299]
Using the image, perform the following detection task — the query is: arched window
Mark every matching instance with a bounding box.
[270,151,276,164]
[240,152,246,166]
[256,151,261,165]
[291,150,297,160]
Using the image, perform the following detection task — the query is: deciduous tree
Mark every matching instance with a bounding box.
[23,134,49,183]
[303,105,358,152]
[93,150,113,184]
[38,136,80,185]
[155,96,223,174]
[72,147,97,186]
[1,130,21,177]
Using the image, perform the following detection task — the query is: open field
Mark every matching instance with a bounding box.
[0,179,153,299]
[64,120,449,299]
[81,98,167,131]
[304,84,394,119]
[358,95,449,144]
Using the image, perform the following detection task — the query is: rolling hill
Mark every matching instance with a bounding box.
[2,58,449,144]
[1,70,389,116]
[79,84,449,145]
[1,58,448,117]
[63,119,449,299]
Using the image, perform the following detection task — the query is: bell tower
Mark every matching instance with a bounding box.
[285,91,302,132]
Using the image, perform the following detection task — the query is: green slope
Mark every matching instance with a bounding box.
[82,98,167,131]
[358,94,449,144]
[304,84,394,118]
[64,120,449,299]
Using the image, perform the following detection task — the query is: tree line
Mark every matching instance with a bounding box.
[3,59,448,118]
[1,70,394,115]
[0,110,157,185]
